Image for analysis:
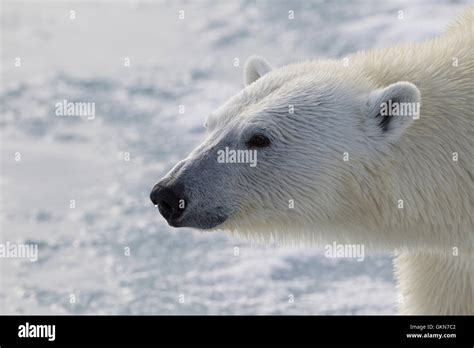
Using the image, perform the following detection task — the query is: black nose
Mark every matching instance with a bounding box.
[150,182,186,222]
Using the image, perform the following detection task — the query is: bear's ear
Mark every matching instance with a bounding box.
[244,56,273,86]
[365,82,421,142]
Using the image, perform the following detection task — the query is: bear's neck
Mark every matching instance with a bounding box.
[325,12,474,314]
[395,250,474,314]
[348,28,473,249]
[345,26,474,314]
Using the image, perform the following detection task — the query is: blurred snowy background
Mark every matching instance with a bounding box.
[0,0,470,314]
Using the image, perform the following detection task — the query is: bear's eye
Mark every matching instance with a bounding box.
[247,133,271,148]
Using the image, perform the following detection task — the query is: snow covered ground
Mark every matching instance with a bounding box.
[0,0,470,314]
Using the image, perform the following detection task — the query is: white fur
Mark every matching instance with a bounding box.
[160,8,474,314]
[244,55,273,86]
[233,8,474,314]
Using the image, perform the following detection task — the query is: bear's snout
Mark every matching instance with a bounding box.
[150,182,186,226]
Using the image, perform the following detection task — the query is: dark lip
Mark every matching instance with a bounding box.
[155,206,227,229]
[177,215,228,230]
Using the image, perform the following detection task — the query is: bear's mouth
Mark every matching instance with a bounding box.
[186,214,228,230]
[159,209,228,230]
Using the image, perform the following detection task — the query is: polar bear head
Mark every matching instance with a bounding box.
[150,56,421,241]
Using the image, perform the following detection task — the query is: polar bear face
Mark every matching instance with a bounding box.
[150,56,420,237]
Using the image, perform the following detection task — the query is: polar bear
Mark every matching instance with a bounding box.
[150,8,473,314]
